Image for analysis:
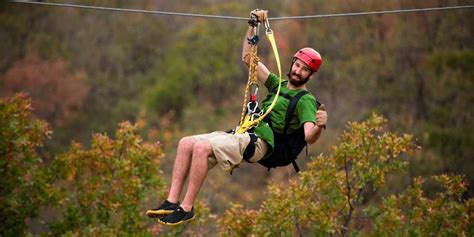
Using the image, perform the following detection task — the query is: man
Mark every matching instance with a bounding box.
[146,9,328,226]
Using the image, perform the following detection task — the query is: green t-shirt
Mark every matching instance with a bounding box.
[254,73,318,156]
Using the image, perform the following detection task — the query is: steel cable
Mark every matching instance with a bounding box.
[9,1,474,21]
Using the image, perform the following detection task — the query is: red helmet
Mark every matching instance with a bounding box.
[293,47,322,72]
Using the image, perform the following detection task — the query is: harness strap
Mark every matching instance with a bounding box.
[277,91,293,100]
[283,91,309,129]
[281,90,309,172]
[243,132,258,162]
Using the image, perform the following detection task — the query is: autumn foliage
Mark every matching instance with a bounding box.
[0,93,51,236]
[2,93,473,236]
[370,175,473,236]
[1,50,88,127]
[47,121,165,236]
[1,94,166,236]
[217,114,473,236]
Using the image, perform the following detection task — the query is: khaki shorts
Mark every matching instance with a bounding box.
[192,131,268,171]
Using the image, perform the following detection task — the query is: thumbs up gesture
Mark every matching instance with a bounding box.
[316,104,327,128]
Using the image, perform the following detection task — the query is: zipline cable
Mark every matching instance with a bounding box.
[271,5,474,20]
[8,0,474,21]
[8,0,248,20]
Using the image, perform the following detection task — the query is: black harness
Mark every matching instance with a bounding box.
[243,88,318,172]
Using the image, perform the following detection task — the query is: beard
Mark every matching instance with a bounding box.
[287,72,310,87]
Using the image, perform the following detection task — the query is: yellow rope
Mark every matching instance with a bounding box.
[249,46,259,85]
[236,30,282,134]
[239,45,259,125]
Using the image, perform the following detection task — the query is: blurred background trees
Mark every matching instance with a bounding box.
[1,0,473,235]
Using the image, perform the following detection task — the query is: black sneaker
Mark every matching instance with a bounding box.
[146,200,180,218]
[157,206,195,226]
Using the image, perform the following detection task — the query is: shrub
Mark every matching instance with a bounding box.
[217,114,472,236]
[47,121,165,236]
[0,93,52,236]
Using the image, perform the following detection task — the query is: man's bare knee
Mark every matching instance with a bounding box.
[178,136,195,151]
[193,140,212,157]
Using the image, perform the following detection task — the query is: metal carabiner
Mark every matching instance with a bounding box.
[247,100,259,114]
[250,108,264,121]
[264,18,272,35]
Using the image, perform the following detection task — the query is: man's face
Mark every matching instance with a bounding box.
[289,59,313,87]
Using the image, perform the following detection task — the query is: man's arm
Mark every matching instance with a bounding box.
[303,106,327,144]
[242,11,270,84]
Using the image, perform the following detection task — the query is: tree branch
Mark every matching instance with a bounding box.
[294,215,303,237]
[342,155,354,236]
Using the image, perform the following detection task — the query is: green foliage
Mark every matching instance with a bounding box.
[3,1,473,195]
[218,203,258,236]
[1,92,472,236]
[0,93,213,236]
[419,50,474,188]
[1,1,474,235]
[370,175,473,236]
[216,114,470,236]
[47,121,165,236]
[0,93,52,236]
[143,5,245,119]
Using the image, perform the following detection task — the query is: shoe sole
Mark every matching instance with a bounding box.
[146,209,174,218]
[157,216,195,226]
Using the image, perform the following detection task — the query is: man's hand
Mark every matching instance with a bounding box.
[249,9,268,26]
[304,104,327,144]
[316,104,327,128]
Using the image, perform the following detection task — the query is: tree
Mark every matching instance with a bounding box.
[0,93,52,236]
[47,121,166,236]
[217,114,472,236]
[0,93,212,236]
[1,50,89,128]
[370,175,473,236]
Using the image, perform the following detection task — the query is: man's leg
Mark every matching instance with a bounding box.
[167,136,196,203]
[158,139,212,225]
[146,136,196,218]
[180,140,212,211]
